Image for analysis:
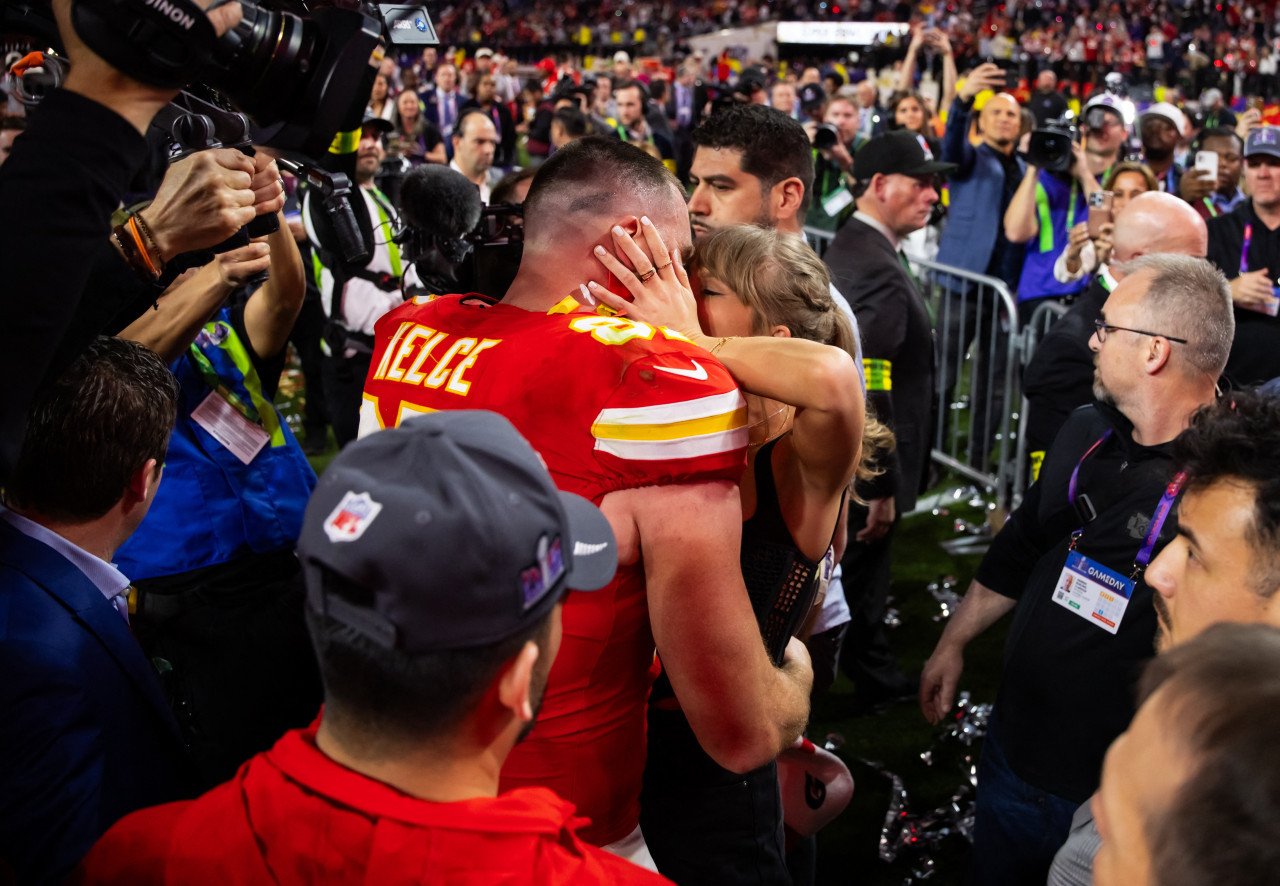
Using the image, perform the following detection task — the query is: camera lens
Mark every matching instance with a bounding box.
[206,3,319,123]
[814,124,839,151]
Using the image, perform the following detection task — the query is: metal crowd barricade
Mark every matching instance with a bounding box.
[1012,299,1070,493]
[805,229,1029,512]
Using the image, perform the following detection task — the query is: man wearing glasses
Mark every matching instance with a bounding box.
[1205,125,1280,387]
[919,254,1233,885]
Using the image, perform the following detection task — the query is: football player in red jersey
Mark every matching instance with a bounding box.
[360,137,813,863]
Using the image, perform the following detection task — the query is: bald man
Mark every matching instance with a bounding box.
[1022,191,1210,472]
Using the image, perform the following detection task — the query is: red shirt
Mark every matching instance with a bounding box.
[73,725,671,885]
[359,295,748,845]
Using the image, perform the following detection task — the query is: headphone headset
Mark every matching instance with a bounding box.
[70,0,221,89]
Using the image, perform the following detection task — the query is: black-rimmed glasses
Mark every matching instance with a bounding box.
[1093,319,1188,344]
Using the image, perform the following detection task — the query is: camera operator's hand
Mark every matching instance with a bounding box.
[249,154,287,218]
[137,149,258,261]
[216,239,272,289]
[1179,167,1216,203]
[823,140,854,173]
[958,62,1005,102]
[53,0,244,135]
[1069,141,1100,192]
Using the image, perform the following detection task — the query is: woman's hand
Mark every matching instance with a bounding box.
[1063,221,1090,274]
[585,216,705,344]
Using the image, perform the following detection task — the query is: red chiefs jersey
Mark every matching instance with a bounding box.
[359,294,749,846]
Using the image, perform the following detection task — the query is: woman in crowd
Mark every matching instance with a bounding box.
[390,89,446,166]
[896,23,956,141]
[1056,160,1158,282]
[365,73,396,124]
[586,221,888,885]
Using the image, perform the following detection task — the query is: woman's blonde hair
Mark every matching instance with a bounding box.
[691,225,895,485]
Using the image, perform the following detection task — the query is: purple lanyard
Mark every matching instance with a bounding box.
[1067,430,1185,577]
[1240,223,1253,276]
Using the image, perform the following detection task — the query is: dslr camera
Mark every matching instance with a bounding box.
[1025,116,1078,174]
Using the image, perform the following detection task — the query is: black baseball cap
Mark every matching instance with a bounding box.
[299,411,617,653]
[362,115,394,134]
[852,130,957,182]
[799,83,827,111]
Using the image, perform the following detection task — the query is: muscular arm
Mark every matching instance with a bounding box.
[602,480,813,772]
[700,335,864,495]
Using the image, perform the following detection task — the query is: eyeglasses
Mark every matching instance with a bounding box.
[1093,319,1188,344]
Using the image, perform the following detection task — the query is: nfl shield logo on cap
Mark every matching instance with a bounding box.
[916,134,934,161]
[323,491,383,543]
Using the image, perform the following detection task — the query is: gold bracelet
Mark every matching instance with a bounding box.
[709,336,735,356]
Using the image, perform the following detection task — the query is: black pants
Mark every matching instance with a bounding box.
[321,349,373,449]
[641,704,790,886]
[838,507,902,691]
[288,295,329,444]
[132,550,323,789]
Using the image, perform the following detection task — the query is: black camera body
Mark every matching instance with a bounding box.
[813,122,841,152]
[1025,116,1078,174]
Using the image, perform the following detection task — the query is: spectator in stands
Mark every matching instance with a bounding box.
[365,73,395,124]
[1205,126,1280,387]
[921,254,1231,886]
[1028,70,1069,127]
[854,80,886,140]
[390,90,446,166]
[1023,191,1208,475]
[666,61,708,182]
[613,51,633,82]
[826,131,955,709]
[1200,88,1237,130]
[771,80,798,118]
[614,80,675,168]
[450,110,502,204]
[411,45,438,85]
[1138,102,1188,193]
[935,63,1024,467]
[898,26,956,125]
[0,338,190,885]
[75,411,672,886]
[1092,623,1280,886]
[460,72,516,169]
[1050,389,1280,886]
[0,115,24,166]
[424,63,464,154]
[1180,127,1247,220]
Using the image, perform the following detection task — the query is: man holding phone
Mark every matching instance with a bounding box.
[1179,128,1247,220]
[1205,126,1280,387]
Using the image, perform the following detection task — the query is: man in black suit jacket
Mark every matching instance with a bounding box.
[0,338,193,885]
[825,131,955,706]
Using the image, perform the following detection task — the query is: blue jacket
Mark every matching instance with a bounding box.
[936,97,1026,288]
[0,520,191,884]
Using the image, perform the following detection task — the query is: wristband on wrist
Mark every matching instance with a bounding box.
[112,223,159,281]
[129,211,165,274]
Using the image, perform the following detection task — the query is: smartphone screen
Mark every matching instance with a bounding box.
[1087,191,1114,238]
[1195,150,1219,183]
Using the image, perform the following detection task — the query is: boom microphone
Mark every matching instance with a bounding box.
[399,164,483,250]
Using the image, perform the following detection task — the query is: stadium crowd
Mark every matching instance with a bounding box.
[3,0,1280,884]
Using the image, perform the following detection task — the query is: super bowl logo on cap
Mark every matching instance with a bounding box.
[323,491,384,543]
[520,535,565,610]
[1256,128,1280,146]
[916,134,934,161]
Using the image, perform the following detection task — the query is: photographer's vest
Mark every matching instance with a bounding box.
[114,310,316,580]
[1017,171,1091,302]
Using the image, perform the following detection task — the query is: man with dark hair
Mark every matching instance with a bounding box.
[1049,388,1280,886]
[360,137,813,865]
[0,337,190,885]
[688,102,816,236]
[1179,127,1246,220]
[551,105,590,148]
[76,411,669,884]
[826,131,955,708]
[920,254,1232,884]
[1093,622,1280,886]
[450,108,502,204]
